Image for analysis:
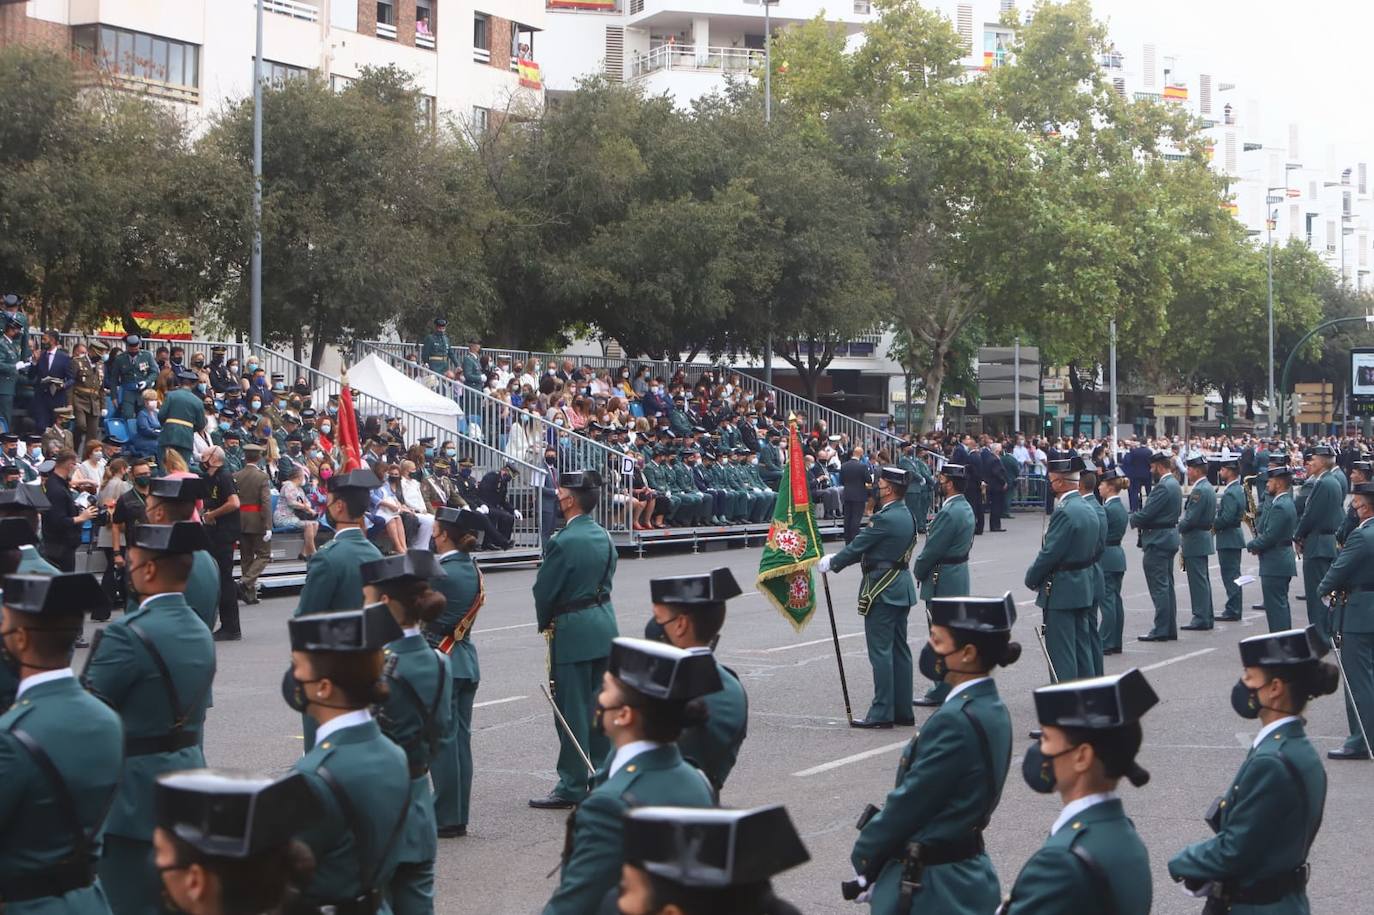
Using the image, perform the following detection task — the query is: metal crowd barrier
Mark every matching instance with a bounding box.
[256,349,547,548]
[34,332,249,367]
[1010,472,1048,512]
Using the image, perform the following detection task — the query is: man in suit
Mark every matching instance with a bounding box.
[1179,454,1217,631]
[39,448,96,572]
[27,329,71,432]
[234,442,273,606]
[980,436,1008,532]
[476,461,520,545]
[839,447,872,543]
[1131,451,1183,642]
[1125,438,1154,512]
[954,434,985,534]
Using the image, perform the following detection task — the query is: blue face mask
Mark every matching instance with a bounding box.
[424,447,435,458]
[443,447,455,458]
[218,421,230,431]
[262,426,272,437]
[28,447,41,461]
[214,399,224,410]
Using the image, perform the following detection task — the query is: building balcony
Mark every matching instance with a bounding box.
[627,0,872,31]
[416,31,436,49]
[377,21,397,40]
[631,43,763,80]
[264,0,319,23]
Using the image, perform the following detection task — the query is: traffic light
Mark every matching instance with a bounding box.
[1043,414,1052,430]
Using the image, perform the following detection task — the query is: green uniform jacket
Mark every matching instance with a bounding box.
[1005,797,1151,915]
[83,593,215,840]
[1130,474,1182,552]
[0,675,124,915]
[668,409,692,437]
[1294,471,1342,560]
[542,744,714,915]
[677,659,747,790]
[757,443,783,487]
[4,312,30,360]
[0,335,19,397]
[428,550,482,681]
[294,717,411,909]
[1336,505,1359,549]
[381,635,455,865]
[913,494,975,601]
[851,679,1011,915]
[532,514,619,664]
[1215,480,1248,552]
[156,388,206,452]
[1179,478,1217,558]
[1089,496,1107,604]
[294,528,383,617]
[186,550,219,630]
[419,333,452,374]
[1248,492,1298,577]
[17,545,58,575]
[1101,495,1129,574]
[830,500,918,610]
[1319,520,1374,633]
[1169,720,1325,913]
[1026,492,1098,610]
[461,352,483,387]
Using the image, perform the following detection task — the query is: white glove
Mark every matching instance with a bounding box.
[513,510,523,520]
[817,554,834,574]
[477,504,490,514]
[850,874,872,904]
[263,530,272,542]
[1181,881,1215,899]
[14,361,28,371]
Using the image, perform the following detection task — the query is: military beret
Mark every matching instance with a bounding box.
[149,476,204,502]
[361,549,443,586]
[607,638,722,702]
[3,572,108,617]
[623,805,809,889]
[1239,626,1327,667]
[287,604,402,652]
[1033,668,1158,730]
[650,568,742,607]
[930,592,1016,634]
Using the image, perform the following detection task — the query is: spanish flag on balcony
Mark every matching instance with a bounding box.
[1163,84,1188,102]
[97,311,192,340]
[1221,200,1239,216]
[518,58,542,90]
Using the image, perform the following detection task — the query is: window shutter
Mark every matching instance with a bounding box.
[604,26,624,81]
[1198,73,1212,115]
[957,4,973,54]
[1142,43,1156,89]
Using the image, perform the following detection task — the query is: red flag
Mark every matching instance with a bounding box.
[337,384,363,472]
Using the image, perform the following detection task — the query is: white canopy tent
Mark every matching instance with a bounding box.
[312,352,464,434]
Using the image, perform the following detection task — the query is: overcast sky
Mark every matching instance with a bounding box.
[1089,0,1373,168]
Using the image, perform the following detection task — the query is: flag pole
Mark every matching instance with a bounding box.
[821,572,854,725]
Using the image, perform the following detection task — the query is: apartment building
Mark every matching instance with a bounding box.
[0,0,545,128]
[540,0,874,104]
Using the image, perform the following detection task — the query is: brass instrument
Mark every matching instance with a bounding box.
[1241,474,1259,537]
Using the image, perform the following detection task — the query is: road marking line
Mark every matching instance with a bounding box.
[793,739,910,777]
[474,623,534,634]
[1141,648,1215,671]
[474,695,528,709]
[743,632,865,654]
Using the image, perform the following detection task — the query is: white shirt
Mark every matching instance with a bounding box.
[437,549,460,561]
[1014,445,1031,465]
[16,667,73,699]
[1252,715,1300,749]
[945,676,990,703]
[609,739,664,778]
[402,626,421,638]
[1051,792,1118,836]
[1055,489,1078,508]
[138,592,182,610]
[314,708,373,747]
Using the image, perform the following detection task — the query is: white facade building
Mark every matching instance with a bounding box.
[2,0,546,128]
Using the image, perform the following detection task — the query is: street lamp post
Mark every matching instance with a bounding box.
[1278,313,1374,435]
[250,0,264,349]
[761,0,777,384]
[1265,162,1302,432]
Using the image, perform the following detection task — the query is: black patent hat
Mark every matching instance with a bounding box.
[608,638,722,701]
[155,769,318,859]
[623,805,809,888]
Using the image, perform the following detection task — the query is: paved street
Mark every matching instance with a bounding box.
[132,514,1374,914]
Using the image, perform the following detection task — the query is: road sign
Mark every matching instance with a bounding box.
[947,394,967,408]
[1044,405,1058,416]
[1042,391,1065,403]
[1042,377,1065,392]
[1150,394,1204,417]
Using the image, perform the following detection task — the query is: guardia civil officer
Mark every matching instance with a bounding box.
[419,318,453,376]
[1131,450,1183,641]
[897,441,934,534]
[1077,460,1107,675]
[1249,465,1298,632]
[848,594,1018,915]
[1318,480,1374,761]
[1024,457,1098,681]
[818,467,919,729]
[295,468,385,618]
[911,463,975,707]
[543,638,718,915]
[1179,453,1217,630]
[1168,627,1336,910]
[0,573,121,914]
[1295,444,1343,643]
[284,604,412,914]
[0,483,59,575]
[426,506,485,835]
[0,517,50,710]
[645,567,749,791]
[1000,669,1158,915]
[153,770,318,915]
[530,470,620,809]
[84,522,217,915]
[1335,459,1372,547]
[363,551,456,915]
[616,805,808,915]
[141,476,220,628]
[1096,467,1129,653]
[1214,452,1249,622]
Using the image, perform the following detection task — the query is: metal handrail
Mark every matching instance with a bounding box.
[29,332,248,367]
[630,44,766,79]
[350,342,636,533]
[256,348,548,548]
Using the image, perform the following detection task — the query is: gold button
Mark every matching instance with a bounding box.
[321,741,332,749]
[1072,821,1082,829]
[1219,801,1227,808]
[627,764,637,773]
[1274,734,1282,740]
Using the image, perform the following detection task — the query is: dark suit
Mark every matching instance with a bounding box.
[29,345,71,431]
[540,459,561,547]
[981,446,1008,531]
[1125,445,1153,511]
[738,422,759,452]
[953,443,984,533]
[40,471,83,571]
[476,470,515,544]
[839,458,871,543]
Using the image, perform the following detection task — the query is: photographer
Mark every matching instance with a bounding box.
[40,448,97,572]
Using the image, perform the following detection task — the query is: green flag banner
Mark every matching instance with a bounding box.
[757,420,823,631]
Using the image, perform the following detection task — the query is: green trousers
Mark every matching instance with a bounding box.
[1185,554,1214,627]
[1044,607,1091,683]
[862,602,913,724]
[388,859,435,915]
[100,835,160,915]
[1337,631,1374,753]
[1101,571,1125,652]
[1142,547,1178,638]
[1260,575,1292,632]
[1085,604,1104,676]
[433,677,478,828]
[1218,549,1242,617]
[552,657,611,801]
[1302,556,1334,643]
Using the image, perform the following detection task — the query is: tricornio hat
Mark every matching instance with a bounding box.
[287,604,402,653]
[607,638,722,702]
[155,770,318,859]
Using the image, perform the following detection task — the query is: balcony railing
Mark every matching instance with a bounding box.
[416,32,436,49]
[631,44,765,79]
[264,0,319,22]
[853,0,872,12]
[473,46,491,63]
[78,69,200,104]
[377,21,398,40]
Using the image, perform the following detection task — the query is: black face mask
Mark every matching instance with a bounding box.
[593,701,625,735]
[1022,742,1077,794]
[281,667,311,713]
[545,453,557,464]
[644,618,669,644]
[0,630,19,679]
[918,643,956,682]
[1231,678,1268,720]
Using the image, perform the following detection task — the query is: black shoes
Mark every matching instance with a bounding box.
[1327,746,1371,761]
[437,825,468,837]
[1216,614,1243,622]
[212,629,242,642]
[528,792,578,810]
[1251,603,1266,610]
[912,696,941,708]
[1181,623,1213,631]
[849,718,894,730]
[1137,634,1174,642]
